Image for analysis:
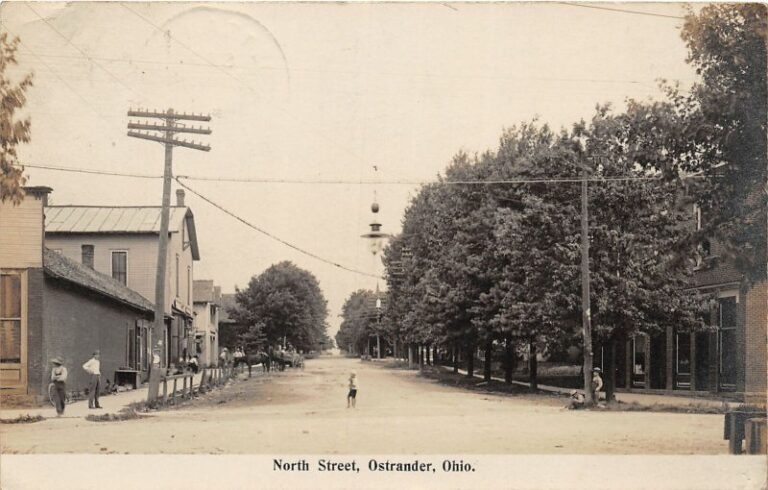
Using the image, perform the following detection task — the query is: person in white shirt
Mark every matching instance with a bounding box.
[83,351,102,409]
[50,357,68,416]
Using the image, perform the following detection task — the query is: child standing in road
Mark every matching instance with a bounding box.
[347,372,357,408]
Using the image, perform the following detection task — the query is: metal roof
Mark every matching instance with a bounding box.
[45,206,188,234]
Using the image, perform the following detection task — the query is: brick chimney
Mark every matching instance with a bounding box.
[176,189,185,207]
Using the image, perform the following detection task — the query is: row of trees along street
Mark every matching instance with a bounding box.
[227,261,331,354]
[337,5,766,404]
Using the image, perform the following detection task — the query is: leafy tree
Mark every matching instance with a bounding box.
[230,261,329,352]
[0,33,33,204]
[335,289,378,355]
[647,5,767,281]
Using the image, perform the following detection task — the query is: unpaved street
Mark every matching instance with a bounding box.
[1,356,726,454]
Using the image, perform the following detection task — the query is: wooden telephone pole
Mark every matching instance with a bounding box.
[127,108,211,401]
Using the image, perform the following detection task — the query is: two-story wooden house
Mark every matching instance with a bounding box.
[192,280,221,367]
[44,189,200,370]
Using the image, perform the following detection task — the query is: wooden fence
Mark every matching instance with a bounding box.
[149,364,252,405]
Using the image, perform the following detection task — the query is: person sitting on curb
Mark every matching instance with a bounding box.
[566,390,585,410]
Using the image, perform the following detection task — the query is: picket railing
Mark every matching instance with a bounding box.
[148,364,251,405]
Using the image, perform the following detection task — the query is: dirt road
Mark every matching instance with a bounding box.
[0,356,727,454]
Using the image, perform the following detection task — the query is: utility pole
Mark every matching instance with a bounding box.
[127,108,211,402]
[580,172,594,406]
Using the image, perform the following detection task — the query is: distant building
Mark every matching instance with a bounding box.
[193,280,221,367]
[44,189,200,369]
[1,188,153,402]
[218,293,248,350]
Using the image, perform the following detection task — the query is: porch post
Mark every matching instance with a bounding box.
[666,326,674,390]
[690,333,697,391]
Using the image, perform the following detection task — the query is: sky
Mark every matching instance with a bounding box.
[1,2,699,338]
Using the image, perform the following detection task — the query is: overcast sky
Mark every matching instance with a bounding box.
[2,2,699,337]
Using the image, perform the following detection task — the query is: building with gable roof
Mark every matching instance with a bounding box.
[44,189,200,370]
[1,187,154,402]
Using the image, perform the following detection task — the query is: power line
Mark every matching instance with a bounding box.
[173,177,384,280]
[119,3,370,163]
[22,163,161,179]
[11,50,695,87]
[21,163,671,185]
[0,22,112,123]
[25,3,143,101]
[558,2,685,20]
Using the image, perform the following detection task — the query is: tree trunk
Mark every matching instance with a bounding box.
[418,344,424,370]
[453,343,459,374]
[408,344,414,369]
[504,334,514,384]
[606,338,617,403]
[529,340,538,391]
[466,342,475,378]
[484,338,493,382]
[426,345,432,366]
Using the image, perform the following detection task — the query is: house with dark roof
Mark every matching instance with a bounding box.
[1,188,154,403]
[44,189,200,370]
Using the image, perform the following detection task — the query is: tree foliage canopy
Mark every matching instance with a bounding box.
[229,261,329,352]
[0,33,33,204]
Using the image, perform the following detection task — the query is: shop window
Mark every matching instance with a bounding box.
[0,274,22,363]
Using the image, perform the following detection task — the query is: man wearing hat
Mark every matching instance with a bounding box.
[83,350,102,409]
[50,357,68,416]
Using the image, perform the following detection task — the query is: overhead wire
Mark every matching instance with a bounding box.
[172,177,384,280]
[25,3,145,102]
[20,163,674,185]
[0,22,113,123]
[558,2,686,20]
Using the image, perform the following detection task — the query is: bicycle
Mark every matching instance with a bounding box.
[47,382,72,408]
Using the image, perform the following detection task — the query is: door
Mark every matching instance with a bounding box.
[718,297,737,392]
[631,334,647,388]
[0,271,27,394]
[675,331,692,389]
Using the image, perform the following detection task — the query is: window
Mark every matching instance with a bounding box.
[187,266,191,305]
[693,204,702,231]
[0,273,22,363]
[111,251,127,285]
[81,244,94,268]
[175,254,180,297]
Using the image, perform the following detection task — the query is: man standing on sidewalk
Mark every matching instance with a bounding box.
[83,351,102,409]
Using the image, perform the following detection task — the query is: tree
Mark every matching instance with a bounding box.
[651,5,767,281]
[336,289,378,355]
[230,261,329,352]
[0,33,33,204]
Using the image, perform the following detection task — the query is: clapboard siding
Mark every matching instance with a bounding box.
[0,196,44,268]
[45,231,194,315]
